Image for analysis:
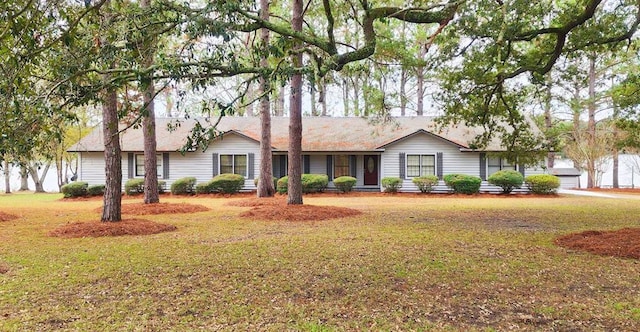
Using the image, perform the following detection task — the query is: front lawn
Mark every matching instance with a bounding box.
[1,193,639,331]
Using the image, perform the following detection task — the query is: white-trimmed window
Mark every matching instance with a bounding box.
[135,154,162,177]
[406,154,435,177]
[488,157,516,176]
[334,155,350,178]
[220,154,247,176]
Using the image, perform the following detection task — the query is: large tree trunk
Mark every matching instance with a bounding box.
[342,77,350,116]
[27,162,50,193]
[586,55,597,188]
[257,0,275,198]
[102,86,122,222]
[141,0,159,204]
[19,165,29,191]
[319,77,328,116]
[287,0,303,205]
[3,160,10,194]
[544,81,555,169]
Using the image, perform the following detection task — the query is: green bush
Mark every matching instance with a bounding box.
[87,184,105,196]
[171,177,197,195]
[412,175,439,193]
[381,177,402,193]
[158,180,166,194]
[276,176,288,194]
[488,170,524,194]
[210,173,245,194]
[61,181,88,198]
[302,174,329,193]
[334,176,357,193]
[525,174,560,194]
[275,174,329,194]
[195,182,213,194]
[124,178,145,195]
[444,174,481,194]
[254,176,278,190]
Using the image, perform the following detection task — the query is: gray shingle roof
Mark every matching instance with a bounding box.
[68,116,527,152]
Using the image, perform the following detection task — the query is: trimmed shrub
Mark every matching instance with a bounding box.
[381,177,402,193]
[195,182,213,194]
[210,173,245,194]
[334,176,357,193]
[444,174,481,194]
[124,178,145,195]
[254,176,278,190]
[276,176,288,194]
[488,170,524,194]
[412,175,439,193]
[171,177,197,195]
[525,174,560,194]
[158,180,166,194]
[301,174,329,193]
[87,184,105,196]
[61,181,88,198]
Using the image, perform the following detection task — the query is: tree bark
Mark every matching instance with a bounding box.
[586,55,597,188]
[400,66,407,116]
[27,162,50,193]
[319,77,328,116]
[257,0,275,198]
[102,86,122,222]
[141,0,159,204]
[287,0,303,205]
[3,160,10,194]
[544,81,555,169]
[19,165,29,191]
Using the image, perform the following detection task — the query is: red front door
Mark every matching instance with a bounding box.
[364,155,378,186]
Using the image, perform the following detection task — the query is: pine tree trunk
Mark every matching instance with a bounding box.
[141,0,159,204]
[400,66,407,116]
[319,78,328,116]
[544,82,555,169]
[257,0,275,198]
[102,87,122,222]
[287,0,303,205]
[587,55,597,188]
[274,85,285,116]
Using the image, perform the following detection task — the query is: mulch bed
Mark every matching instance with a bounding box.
[555,228,640,259]
[49,219,177,238]
[92,202,210,215]
[229,196,362,221]
[0,212,18,222]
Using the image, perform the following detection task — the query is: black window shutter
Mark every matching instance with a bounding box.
[326,155,333,179]
[399,153,406,178]
[479,153,487,180]
[128,153,134,179]
[303,155,310,174]
[163,153,170,179]
[212,153,219,177]
[350,155,357,177]
[436,152,443,179]
[280,155,287,177]
[518,164,525,177]
[248,153,255,179]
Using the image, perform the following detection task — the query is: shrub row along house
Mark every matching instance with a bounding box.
[68,116,550,193]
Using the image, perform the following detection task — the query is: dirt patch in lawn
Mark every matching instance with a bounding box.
[0,212,18,222]
[92,202,209,215]
[49,219,177,238]
[0,262,9,274]
[555,228,640,259]
[229,196,362,221]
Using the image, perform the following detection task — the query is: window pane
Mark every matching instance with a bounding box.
[135,154,144,176]
[420,155,435,176]
[502,158,517,170]
[488,166,501,176]
[234,155,247,176]
[334,155,350,178]
[220,155,233,174]
[406,155,420,177]
[488,157,501,167]
[156,155,163,176]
